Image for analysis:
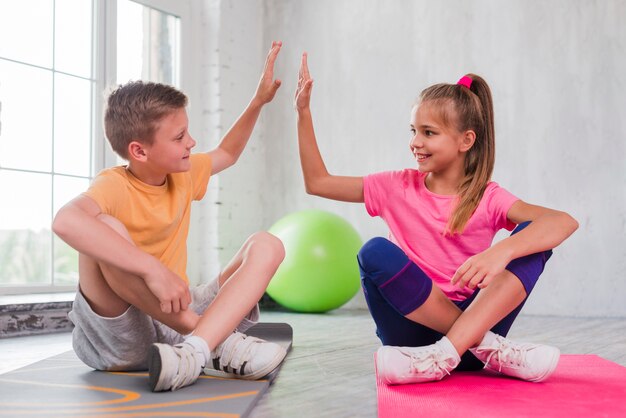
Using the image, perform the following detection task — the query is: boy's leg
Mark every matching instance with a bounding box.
[191,231,285,349]
[150,231,289,391]
[79,214,200,334]
[71,214,199,371]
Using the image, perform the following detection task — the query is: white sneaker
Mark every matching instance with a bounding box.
[204,331,287,380]
[376,337,461,385]
[470,332,560,382]
[148,341,204,392]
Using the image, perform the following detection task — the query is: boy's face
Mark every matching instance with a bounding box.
[144,107,196,174]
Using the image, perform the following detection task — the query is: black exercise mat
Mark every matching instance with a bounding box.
[0,322,292,417]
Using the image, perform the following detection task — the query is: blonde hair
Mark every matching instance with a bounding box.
[104,81,187,159]
[419,73,495,234]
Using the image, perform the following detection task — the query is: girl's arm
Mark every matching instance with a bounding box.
[452,200,578,289]
[498,200,579,259]
[295,53,364,203]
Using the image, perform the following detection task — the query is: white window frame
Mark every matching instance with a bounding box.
[1,0,195,295]
[97,0,195,172]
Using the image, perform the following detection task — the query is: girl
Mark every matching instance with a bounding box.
[294,53,578,385]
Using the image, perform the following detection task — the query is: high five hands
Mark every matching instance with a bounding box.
[254,41,283,104]
[253,44,313,111]
[295,52,313,111]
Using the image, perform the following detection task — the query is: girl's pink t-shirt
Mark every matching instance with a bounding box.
[364,169,519,301]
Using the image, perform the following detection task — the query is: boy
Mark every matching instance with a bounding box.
[52,42,287,392]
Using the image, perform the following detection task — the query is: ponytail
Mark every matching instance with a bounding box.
[419,74,495,235]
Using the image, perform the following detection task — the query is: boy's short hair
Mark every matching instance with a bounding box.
[104,81,188,159]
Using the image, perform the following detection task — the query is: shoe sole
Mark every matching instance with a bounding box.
[376,347,396,385]
[148,344,164,391]
[204,347,288,380]
[148,344,177,392]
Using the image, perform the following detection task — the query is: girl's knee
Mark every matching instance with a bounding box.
[358,237,408,275]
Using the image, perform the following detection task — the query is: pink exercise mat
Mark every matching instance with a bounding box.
[376,354,626,418]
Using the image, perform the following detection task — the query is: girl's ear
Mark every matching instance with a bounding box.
[460,130,476,152]
[128,140,148,162]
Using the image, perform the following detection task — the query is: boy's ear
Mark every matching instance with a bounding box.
[128,140,148,162]
[460,130,476,152]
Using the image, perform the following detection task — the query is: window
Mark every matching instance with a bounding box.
[0,0,185,294]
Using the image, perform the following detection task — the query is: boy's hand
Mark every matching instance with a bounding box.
[254,41,282,104]
[295,52,313,111]
[144,260,191,314]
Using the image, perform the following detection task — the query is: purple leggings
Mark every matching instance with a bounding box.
[358,222,552,371]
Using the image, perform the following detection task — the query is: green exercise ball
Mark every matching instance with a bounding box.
[267,210,363,313]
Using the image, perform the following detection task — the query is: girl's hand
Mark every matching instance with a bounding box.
[254,41,282,105]
[451,244,513,290]
[295,52,313,111]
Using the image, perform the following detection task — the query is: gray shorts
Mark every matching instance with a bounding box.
[68,278,260,371]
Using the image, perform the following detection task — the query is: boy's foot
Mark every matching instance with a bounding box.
[470,332,560,382]
[148,342,204,392]
[205,331,287,380]
[376,337,461,385]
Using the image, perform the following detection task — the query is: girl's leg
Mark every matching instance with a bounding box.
[358,237,483,370]
[443,222,559,382]
[447,222,552,354]
[446,270,527,354]
[368,223,555,384]
[358,237,444,342]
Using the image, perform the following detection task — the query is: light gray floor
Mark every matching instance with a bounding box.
[1,310,625,418]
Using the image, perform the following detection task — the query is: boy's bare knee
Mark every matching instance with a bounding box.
[97,214,133,242]
[248,231,285,264]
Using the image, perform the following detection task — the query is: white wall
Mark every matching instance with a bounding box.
[191,0,626,317]
[188,0,268,283]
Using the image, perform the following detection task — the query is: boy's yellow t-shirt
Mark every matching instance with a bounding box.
[83,153,212,283]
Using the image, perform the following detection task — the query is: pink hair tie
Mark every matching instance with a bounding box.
[457,76,472,89]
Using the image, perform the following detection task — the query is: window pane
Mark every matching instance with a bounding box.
[54,74,92,177]
[0,170,52,286]
[53,175,89,287]
[147,9,180,85]
[117,0,145,83]
[55,0,93,78]
[117,0,180,86]
[0,60,53,172]
[0,1,53,68]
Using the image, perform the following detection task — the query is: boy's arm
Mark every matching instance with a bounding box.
[52,195,191,313]
[208,41,283,175]
[295,52,364,203]
[452,200,579,290]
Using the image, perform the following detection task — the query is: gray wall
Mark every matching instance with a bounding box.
[191,0,626,317]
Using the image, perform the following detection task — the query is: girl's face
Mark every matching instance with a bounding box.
[409,102,472,176]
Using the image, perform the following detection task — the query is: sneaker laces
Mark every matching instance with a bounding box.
[212,332,262,375]
[170,343,202,391]
[476,337,536,372]
[404,347,456,377]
